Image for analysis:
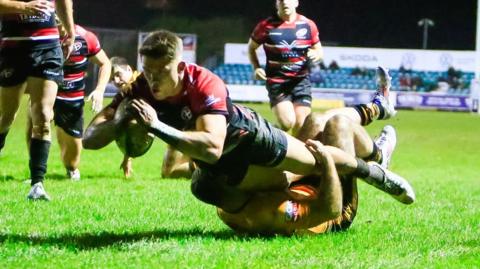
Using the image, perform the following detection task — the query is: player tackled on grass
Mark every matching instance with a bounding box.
[217,114,412,235]
[82,30,412,214]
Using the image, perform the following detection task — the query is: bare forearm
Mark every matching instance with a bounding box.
[149,120,222,164]
[94,63,111,93]
[247,48,261,69]
[0,0,26,13]
[55,0,74,36]
[83,115,120,149]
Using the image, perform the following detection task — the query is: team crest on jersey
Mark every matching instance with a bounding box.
[295,28,308,39]
[181,106,193,121]
[0,68,14,79]
[74,41,83,51]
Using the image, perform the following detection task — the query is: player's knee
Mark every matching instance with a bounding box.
[32,123,51,138]
[324,115,351,136]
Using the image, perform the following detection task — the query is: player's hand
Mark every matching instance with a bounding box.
[129,98,158,127]
[307,48,322,63]
[24,0,54,17]
[86,89,104,113]
[61,36,75,59]
[305,139,332,167]
[120,155,133,178]
[253,67,267,81]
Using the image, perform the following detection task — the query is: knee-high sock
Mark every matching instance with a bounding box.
[0,130,9,152]
[29,138,51,185]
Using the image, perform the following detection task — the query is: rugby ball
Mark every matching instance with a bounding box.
[114,98,154,157]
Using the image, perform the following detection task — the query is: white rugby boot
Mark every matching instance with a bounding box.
[27,182,51,201]
[374,125,397,169]
[67,168,81,181]
[364,162,415,204]
[372,66,397,119]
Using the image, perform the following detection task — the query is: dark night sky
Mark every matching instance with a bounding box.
[75,0,476,50]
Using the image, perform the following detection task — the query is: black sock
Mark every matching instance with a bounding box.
[0,130,9,151]
[353,158,370,178]
[29,138,51,185]
[364,142,383,163]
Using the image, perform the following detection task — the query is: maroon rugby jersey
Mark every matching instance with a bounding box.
[1,0,59,49]
[57,25,101,101]
[251,13,320,86]
[109,63,260,152]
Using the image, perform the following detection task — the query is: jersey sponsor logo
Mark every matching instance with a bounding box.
[205,94,221,107]
[0,68,14,79]
[269,32,283,36]
[181,106,193,121]
[295,28,308,39]
[279,40,298,50]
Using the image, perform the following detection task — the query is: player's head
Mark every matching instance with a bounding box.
[276,0,299,17]
[139,30,185,100]
[110,56,134,88]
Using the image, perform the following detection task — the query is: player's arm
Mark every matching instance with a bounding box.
[0,0,50,15]
[130,99,226,164]
[82,105,119,149]
[307,42,324,63]
[87,50,112,112]
[55,0,74,57]
[247,38,267,81]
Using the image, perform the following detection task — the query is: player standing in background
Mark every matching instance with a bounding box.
[248,0,323,135]
[26,22,111,181]
[0,0,75,200]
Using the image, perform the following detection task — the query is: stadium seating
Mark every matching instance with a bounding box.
[211,64,473,95]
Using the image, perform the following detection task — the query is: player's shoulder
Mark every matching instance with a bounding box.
[296,14,318,26]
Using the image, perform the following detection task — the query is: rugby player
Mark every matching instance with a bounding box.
[0,0,75,200]
[81,30,412,213]
[217,114,408,235]
[25,22,111,181]
[247,0,323,135]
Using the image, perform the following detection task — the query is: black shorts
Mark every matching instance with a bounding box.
[196,111,288,186]
[53,99,85,138]
[267,77,312,107]
[0,46,64,87]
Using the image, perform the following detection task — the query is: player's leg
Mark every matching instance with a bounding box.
[53,99,84,180]
[161,145,194,179]
[0,83,26,153]
[272,100,296,131]
[27,76,58,200]
[291,77,313,136]
[56,128,82,180]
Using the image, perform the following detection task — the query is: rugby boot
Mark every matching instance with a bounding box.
[374,125,397,169]
[363,162,415,204]
[372,66,397,119]
[27,182,51,201]
[67,168,81,181]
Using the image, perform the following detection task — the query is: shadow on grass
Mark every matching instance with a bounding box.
[0,175,15,181]
[0,228,275,250]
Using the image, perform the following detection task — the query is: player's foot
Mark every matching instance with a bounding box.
[374,125,397,169]
[67,168,81,181]
[372,66,397,119]
[366,162,415,204]
[27,182,51,201]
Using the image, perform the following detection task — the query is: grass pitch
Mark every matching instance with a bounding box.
[1,98,479,268]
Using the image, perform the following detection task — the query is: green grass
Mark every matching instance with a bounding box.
[1,98,479,268]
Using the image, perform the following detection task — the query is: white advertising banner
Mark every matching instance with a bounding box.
[224,43,475,72]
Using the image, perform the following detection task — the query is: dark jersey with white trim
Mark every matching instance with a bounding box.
[1,0,60,50]
[251,13,320,86]
[109,63,261,153]
[57,25,101,101]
